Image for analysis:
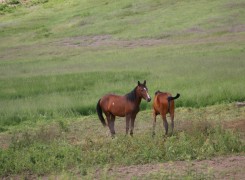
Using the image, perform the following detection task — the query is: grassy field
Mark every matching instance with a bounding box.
[0,0,245,178]
[0,0,244,126]
[0,104,244,178]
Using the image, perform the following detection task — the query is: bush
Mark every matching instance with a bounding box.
[0,4,13,14]
[7,0,20,5]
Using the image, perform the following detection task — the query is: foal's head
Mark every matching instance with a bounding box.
[136,80,151,102]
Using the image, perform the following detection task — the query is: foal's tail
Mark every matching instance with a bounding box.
[168,93,180,101]
[167,93,180,113]
[96,99,106,127]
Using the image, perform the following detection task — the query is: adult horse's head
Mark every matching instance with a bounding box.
[136,80,151,102]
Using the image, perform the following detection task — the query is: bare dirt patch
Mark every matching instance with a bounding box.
[56,25,245,49]
[95,155,245,179]
[59,35,165,48]
[0,134,10,150]
[223,119,245,133]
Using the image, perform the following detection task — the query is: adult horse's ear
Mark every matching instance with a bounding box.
[143,80,146,85]
[138,81,141,86]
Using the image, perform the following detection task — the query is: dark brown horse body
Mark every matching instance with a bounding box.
[152,91,180,136]
[97,81,151,137]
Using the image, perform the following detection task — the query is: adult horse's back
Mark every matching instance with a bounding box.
[96,80,151,137]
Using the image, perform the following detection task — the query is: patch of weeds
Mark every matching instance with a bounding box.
[0,127,8,133]
[0,141,81,176]
[7,0,20,5]
[0,118,244,177]
[26,0,49,7]
[164,132,195,160]
[0,3,14,14]
[8,123,63,150]
[0,0,22,14]
[165,121,244,161]
[2,114,28,126]
[58,120,69,132]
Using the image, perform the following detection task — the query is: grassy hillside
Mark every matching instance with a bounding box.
[0,0,244,126]
[0,0,245,178]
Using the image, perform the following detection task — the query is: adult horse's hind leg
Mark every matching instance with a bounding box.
[110,114,116,136]
[162,114,168,135]
[106,113,115,138]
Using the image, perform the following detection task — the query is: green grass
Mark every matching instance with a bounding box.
[1,1,244,127]
[0,104,244,177]
[0,43,244,125]
[0,0,245,177]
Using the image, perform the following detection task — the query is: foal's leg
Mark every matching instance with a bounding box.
[170,112,174,136]
[130,114,136,137]
[161,114,168,135]
[152,111,157,137]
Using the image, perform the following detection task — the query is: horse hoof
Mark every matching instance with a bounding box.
[152,132,156,137]
[111,134,116,139]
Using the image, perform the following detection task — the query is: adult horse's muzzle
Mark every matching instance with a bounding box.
[145,92,151,102]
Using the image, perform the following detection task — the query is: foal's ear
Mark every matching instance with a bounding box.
[143,80,146,85]
[138,81,141,86]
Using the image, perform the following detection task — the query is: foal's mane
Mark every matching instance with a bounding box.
[155,90,161,95]
[125,87,137,102]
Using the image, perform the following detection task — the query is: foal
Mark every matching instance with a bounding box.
[96,81,151,137]
[152,91,180,136]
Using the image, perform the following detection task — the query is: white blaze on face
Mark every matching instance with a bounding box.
[144,88,151,99]
[112,102,115,106]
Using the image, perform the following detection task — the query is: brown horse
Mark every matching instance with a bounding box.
[152,91,180,136]
[96,80,151,137]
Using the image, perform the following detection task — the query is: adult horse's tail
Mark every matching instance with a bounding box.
[96,99,106,127]
[167,93,180,112]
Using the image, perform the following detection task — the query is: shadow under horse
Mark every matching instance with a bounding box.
[96,80,151,137]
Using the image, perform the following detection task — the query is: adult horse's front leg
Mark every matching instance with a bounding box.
[125,114,131,135]
[130,114,136,137]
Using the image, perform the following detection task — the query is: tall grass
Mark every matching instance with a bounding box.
[0,0,245,126]
[0,44,244,126]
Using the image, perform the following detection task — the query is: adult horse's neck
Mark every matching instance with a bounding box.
[125,87,142,106]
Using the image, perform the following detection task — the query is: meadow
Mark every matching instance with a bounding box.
[0,0,245,178]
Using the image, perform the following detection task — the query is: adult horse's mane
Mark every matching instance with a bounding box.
[125,87,137,102]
